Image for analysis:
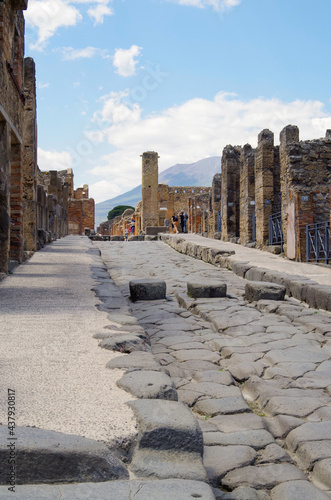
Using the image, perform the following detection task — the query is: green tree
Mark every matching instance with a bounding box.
[107,205,135,221]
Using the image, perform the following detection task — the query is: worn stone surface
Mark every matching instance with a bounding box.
[222,463,306,490]
[106,351,164,372]
[203,445,257,486]
[194,397,251,416]
[312,459,331,490]
[203,429,274,449]
[0,426,128,485]
[117,370,178,400]
[270,480,330,500]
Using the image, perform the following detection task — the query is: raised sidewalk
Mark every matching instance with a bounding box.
[161,233,331,311]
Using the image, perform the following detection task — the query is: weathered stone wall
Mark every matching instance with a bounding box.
[280,125,331,260]
[239,144,255,245]
[0,0,27,272]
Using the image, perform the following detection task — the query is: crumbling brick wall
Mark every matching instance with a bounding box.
[68,192,95,235]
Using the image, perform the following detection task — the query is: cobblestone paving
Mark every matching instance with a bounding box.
[96,240,331,499]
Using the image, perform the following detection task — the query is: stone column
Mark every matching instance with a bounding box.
[0,121,11,273]
[240,144,255,245]
[23,57,38,252]
[221,145,241,241]
[255,129,274,248]
[141,151,159,232]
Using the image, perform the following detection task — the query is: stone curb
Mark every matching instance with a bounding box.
[160,234,331,312]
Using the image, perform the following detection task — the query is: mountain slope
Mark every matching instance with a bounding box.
[95,156,221,227]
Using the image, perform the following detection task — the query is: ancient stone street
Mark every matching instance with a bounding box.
[1,235,331,498]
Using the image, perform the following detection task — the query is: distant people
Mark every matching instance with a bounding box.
[183,211,188,233]
[171,213,179,233]
[179,211,185,233]
[130,218,135,235]
[124,227,129,241]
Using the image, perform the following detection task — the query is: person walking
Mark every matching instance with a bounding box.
[179,210,185,233]
[183,211,188,233]
[171,213,179,233]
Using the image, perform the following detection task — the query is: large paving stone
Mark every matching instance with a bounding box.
[0,426,128,485]
[258,443,292,464]
[222,486,270,500]
[194,397,251,417]
[222,463,306,490]
[187,281,227,299]
[312,459,331,490]
[99,334,150,353]
[245,281,286,302]
[129,279,166,301]
[264,362,317,380]
[0,479,216,500]
[264,396,326,418]
[286,422,331,453]
[264,347,330,365]
[172,349,220,363]
[270,480,330,500]
[179,382,241,399]
[106,351,164,372]
[117,370,178,400]
[193,370,235,386]
[210,413,265,433]
[296,440,331,470]
[203,445,256,486]
[263,415,304,439]
[127,399,203,454]
[203,429,275,449]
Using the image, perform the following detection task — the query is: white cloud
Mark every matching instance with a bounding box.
[87,91,331,203]
[56,46,109,60]
[88,2,114,25]
[38,82,50,89]
[166,0,240,11]
[38,147,73,171]
[25,0,82,49]
[25,0,114,49]
[113,45,142,77]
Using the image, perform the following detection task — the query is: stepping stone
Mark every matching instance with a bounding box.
[0,426,128,485]
[117,370,178,400]
[130,279,166,301]
[187,281,227,299]
[245,281,286,302]
[203,445,256,486]
[128,400,206,481]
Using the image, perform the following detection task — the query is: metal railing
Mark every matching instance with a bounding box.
[269,211,283,249]
[306,221,330,264]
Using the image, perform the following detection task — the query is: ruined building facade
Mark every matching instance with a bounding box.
[0,1,94,274]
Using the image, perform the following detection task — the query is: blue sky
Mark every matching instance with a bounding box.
[24,0,331,204]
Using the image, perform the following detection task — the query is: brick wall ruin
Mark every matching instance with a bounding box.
[0,1,93,274]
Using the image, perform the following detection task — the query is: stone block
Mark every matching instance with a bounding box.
[187,281,227,299]
[270,480,330,500]
[117,370,177,400]
[130,279,166,301]
[110,235,124,241]
[245,281,286,302]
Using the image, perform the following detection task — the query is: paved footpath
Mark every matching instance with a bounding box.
[0,235,331,499]
[94,238,331,499]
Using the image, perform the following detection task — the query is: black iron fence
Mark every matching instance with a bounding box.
[306,221,330,264]
[269,211,283,249]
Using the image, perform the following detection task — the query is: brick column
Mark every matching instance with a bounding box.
[23,57,38,251]
[239,144,255,245]
[0,121,11,273]
[295,192,314,261]
[10,142,24,263]
[221,145,241,240]
[141,151,159,232]
[255,129,274,248]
